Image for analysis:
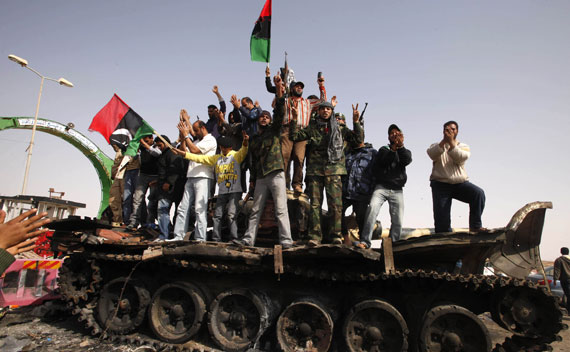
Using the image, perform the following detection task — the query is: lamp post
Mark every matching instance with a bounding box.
[8,54,74,195]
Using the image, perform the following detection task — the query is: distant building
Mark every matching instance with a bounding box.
[0,195,85,221]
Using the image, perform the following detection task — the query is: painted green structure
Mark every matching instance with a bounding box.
[0,117,113,218]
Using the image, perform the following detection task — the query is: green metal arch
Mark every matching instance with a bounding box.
[0,117,113,218]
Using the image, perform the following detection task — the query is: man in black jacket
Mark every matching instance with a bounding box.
[554,247,570,310]
[155,135,186,239]
[355,124,412,248]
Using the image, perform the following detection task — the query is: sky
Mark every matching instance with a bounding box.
[1,1,569,260]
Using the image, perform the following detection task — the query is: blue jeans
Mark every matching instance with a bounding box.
[122,169,139,222]
[360,185,404,247]
[128,173,158,227]
[173,177,212,241]
[157,197,173,239]
[213,192,241,241]
[430,180,485,232]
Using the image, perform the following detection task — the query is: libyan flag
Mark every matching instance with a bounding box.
[89,94,154,157]
[250,0,271,62]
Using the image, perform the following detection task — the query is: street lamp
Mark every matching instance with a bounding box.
[8,54,74,195]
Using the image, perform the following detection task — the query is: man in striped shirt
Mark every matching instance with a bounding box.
[281,76,326,193]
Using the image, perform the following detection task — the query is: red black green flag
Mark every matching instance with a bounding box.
[89,94,154,157]
[250,0,271,62]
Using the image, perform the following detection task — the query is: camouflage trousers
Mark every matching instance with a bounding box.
[306,175,343,242]
[109,178,124,224]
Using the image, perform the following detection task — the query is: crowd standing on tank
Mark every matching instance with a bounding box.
[103,67,489,250]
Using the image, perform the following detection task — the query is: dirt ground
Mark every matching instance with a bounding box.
[0,302,568,352]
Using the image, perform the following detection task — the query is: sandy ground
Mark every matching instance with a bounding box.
[0,302,568,352]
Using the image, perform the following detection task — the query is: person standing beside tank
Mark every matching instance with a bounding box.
[554,247,570,310]
[356,124,412,248]
[427,121,486,233]
[290,102,363,246]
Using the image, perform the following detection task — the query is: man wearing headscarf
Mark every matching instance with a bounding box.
[290,102,363,245]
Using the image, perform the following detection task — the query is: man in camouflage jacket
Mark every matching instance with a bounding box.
[234,75,294,249]
[290,102,363,244]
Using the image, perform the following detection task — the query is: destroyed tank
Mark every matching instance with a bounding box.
[49,200,567,351]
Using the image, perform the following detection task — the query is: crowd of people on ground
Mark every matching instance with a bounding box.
[107,68,487,249]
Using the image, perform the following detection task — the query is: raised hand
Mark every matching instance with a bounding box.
[212,85,219,95]
[230,94,240,109]
[331,96,338,107]
[242,130,250,146]
[180,109,190,123]
[352,103,360,123]
[0,209,50,250]
[274,74,283,86]
[7,236,38,255]
[178,121,190,137]
[291,100,299,121]
[274,74,283,97]
[265,65,271,77]
[317,73,325,87]
[254,100,260,108]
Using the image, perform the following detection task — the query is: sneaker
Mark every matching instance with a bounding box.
[165,237,184,242]
[352,241,368,249]
[307,239,320,247]
[293,185,303,194]
[230,239,249,247]
[281,242,295,249]
[332,238,343,245]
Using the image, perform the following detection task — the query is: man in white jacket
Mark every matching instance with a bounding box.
[427,121,485,233]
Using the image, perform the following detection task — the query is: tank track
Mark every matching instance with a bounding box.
[57,245,566,352]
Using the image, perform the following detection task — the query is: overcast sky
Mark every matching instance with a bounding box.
[1,1,569,260]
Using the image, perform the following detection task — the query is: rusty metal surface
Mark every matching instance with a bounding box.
[489,201,552,279]
[49,201,563,351]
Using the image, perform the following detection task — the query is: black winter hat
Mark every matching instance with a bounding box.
[155,135,171,145]
[217,136,233,148]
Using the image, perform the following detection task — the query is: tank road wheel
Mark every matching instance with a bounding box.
[208,289,274,352]
[491,287,560,337]
[148,281,208,344]
[343,299,409,352]
[58,255,102,303]
[276,298,334,352]
[419,305,491,352]
[96,277,151,335]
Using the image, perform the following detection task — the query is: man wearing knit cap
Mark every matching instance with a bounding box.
[427,121,486,233]
[356,124,412,248]
[290,102,363,246]
[233,74,294,249]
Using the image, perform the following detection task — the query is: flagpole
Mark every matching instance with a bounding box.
[153,131,174,150]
